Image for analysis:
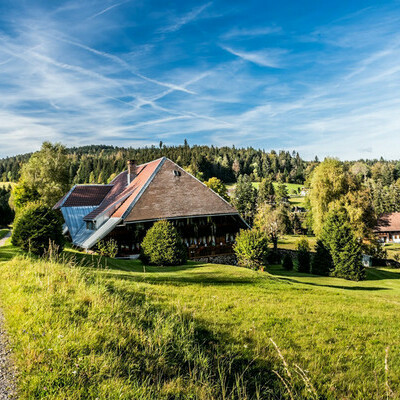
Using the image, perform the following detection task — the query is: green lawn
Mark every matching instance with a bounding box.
[0,244,399,399]
[277,234,317,250]
[227,181,306,207]
[272,182,303,195]
[383,242,400,260]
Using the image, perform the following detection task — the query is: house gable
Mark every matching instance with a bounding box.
[121,159,238,223]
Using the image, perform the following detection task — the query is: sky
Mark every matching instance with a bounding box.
[0,0,400,160]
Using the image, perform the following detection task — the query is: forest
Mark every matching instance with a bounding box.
[0,143,308,184]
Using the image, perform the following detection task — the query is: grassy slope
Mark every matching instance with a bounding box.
[383,242,400,260]
[0,244,400,399]
[277,234,317,250]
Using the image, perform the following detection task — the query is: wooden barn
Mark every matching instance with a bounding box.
[375,212,400,243]
[54,157,247,258]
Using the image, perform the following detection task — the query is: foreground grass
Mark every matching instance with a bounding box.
[0,245,282,399]
[1,244,400,399]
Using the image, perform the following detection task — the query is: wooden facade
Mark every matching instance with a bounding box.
[106,214,246,258]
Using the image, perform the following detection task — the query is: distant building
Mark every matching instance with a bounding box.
[375,212,400,243]
[300,187,309,197]
[54,157,247,258]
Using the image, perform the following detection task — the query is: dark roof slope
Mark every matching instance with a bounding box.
[54,185,112,208]
[376,212,400,232]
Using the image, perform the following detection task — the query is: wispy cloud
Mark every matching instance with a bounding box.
[221,26,281,39]
[221,46,284,68]
[1,1,400,160]
[159,2,212,33]
[88,0,131,20]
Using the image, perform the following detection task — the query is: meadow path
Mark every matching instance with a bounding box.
[0,232,11,247]
[0,232,16,399]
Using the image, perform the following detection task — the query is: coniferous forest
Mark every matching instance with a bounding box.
[0,143,308,184]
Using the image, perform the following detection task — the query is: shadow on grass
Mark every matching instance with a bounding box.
[277,277,389,291]
[265,264,399,289]
[0,243,23,262]
[101,270,258,287]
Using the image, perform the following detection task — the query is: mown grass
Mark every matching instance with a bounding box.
[226,182,305,208]
[1,243,400,399]
[383,242,400,260]
[277,235,317,250]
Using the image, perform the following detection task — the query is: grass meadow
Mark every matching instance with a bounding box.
[0,241,400,399]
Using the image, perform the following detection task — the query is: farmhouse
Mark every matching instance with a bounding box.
[54,157,247,258]
[375,212,400,243]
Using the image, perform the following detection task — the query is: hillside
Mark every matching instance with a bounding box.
[0,242,399,399]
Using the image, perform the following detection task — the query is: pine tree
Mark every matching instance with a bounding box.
[282,253,293,271]
[311,240,332,276]
[296,237,311,273]
[321,208,365,281]
[258,177,275,205]
[232,175,257,225]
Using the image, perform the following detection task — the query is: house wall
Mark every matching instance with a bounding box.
[377,231,400,243]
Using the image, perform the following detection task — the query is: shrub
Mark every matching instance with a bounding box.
[296,237,310,273]
[233,228,269,271]
[140,220,187,266]
[0,186,14,226]
[282,253,293,271]
[12,202,64,255]
[96,239,118,258]
[204,177,230,201]
[311,240,332,276]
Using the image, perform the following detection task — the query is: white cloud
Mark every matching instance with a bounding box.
[159,2,212,33]
[221,46,284,68]
[221,26,281,39]
[88,0,131,20]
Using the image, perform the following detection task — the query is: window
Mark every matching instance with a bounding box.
[173,170,181,176]
[86,221,95,230]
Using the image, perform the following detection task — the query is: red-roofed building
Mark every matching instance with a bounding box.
[54,157,247,258]
[375,212,400,243]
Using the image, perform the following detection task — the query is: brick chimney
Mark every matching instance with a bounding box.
[127,160,136,185]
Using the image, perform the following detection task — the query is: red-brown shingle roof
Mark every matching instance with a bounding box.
[375,213,400,232]
[84,158,163,221]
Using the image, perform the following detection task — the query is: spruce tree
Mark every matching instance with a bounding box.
[311,240,332,276]
[296,237,311,273]
[258,177,275,205]
[282,253,293,271]
[321,208,365,281]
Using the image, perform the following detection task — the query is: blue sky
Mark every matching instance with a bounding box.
[0,0,400,159]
